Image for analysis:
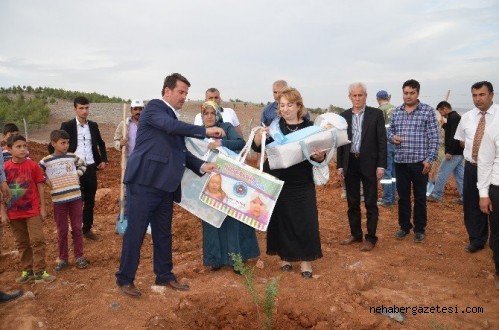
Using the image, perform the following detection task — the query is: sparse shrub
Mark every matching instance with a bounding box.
[230,253,279,330]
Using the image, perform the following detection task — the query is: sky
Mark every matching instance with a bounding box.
[1,0,498,110]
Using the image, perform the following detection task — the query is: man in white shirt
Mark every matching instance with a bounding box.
[194,88,243,137]
[455,81,497,253]
[477,99,499,290]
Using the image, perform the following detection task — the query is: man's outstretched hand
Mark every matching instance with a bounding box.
[206,127,226,138]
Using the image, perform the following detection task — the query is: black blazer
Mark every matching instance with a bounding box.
[48,118,108,166]
[442,111,463,155]
[337,106,387,177]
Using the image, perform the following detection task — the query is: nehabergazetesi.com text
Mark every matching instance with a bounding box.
[369,305,484,316]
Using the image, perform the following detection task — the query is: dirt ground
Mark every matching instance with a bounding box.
[0,104,498,329]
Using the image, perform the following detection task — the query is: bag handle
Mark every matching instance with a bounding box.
[299,130,337,167]
[186,137,218,162]
[236,127,266,172]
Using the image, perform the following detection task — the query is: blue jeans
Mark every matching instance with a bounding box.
[431,155,464,200]
[381,143,396,203]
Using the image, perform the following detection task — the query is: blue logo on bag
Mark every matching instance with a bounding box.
[233,182,248,197]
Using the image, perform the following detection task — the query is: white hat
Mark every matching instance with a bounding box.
[130,99,144,108]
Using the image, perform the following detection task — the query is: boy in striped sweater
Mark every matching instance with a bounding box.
[39,130,89,271]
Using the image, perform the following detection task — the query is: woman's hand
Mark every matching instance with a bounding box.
[253,127,269,147]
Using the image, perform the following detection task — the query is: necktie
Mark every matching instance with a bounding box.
[471,111,486,162]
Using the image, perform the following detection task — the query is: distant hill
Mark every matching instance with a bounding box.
[0,85,127,103]
[0,86,129,128]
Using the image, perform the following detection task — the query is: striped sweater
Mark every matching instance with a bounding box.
[39,153,86,204]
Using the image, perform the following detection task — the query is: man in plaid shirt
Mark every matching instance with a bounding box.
[387,79,440,243]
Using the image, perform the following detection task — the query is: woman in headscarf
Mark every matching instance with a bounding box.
[200,101,260,273]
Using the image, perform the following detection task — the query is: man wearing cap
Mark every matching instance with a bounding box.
[194,88,243,137]
[376,90,396,207]
[114,99,144,158]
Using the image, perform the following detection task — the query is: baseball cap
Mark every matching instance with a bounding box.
[130,99,144,108]
[376,90,390,99]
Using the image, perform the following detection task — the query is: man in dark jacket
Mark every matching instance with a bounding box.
[427,101,464,204]
[337,82,387,251]
[115,73,224,298]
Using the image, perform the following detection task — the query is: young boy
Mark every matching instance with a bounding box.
[2,123,20,162]
[39,130,89,271]
[0,135,55,284]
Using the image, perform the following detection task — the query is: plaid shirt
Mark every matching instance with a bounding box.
[387,102,439,164]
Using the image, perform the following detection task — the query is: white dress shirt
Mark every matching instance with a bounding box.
[74,118,95,165]
[454,104,498,163]
[477,117,499,197]
[161,99,180,119]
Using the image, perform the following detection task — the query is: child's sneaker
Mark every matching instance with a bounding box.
[34,270,56,284]
[16,270,35,284]
[54,260,69,272]
[75,256,89,269]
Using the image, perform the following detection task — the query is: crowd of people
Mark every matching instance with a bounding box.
[0,74,497,304]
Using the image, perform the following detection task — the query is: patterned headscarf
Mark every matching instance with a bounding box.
[201,100,223,127]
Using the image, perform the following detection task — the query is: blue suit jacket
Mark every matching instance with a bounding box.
[124,99,206,200]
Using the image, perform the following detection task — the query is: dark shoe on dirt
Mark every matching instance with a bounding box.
[0,290,23,304]
[119,284,141,298]
[301,271,313,279]
[340,236,363,245]
[360,241,375,251]
[395,229,410,240]
[16,270,35,284]
[54,260,69,272]
[155,280,190,291]
[464,244,483,253]
[414,232,425,243]
[75,257,89,269]
[84,231,103,242]
[35,270,56,284]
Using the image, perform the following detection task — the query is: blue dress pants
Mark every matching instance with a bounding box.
[116,183,176,286]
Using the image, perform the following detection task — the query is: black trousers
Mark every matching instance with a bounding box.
[463,161,488,247]
[490,185,499,275]
[345,154,379,243]
[395,162,428,233]
[80,164,97,234]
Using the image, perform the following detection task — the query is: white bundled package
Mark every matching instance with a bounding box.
[314,113,350,147]
[264,114,350,170]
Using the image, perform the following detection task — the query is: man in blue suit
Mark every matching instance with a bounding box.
[116,73,225,297]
